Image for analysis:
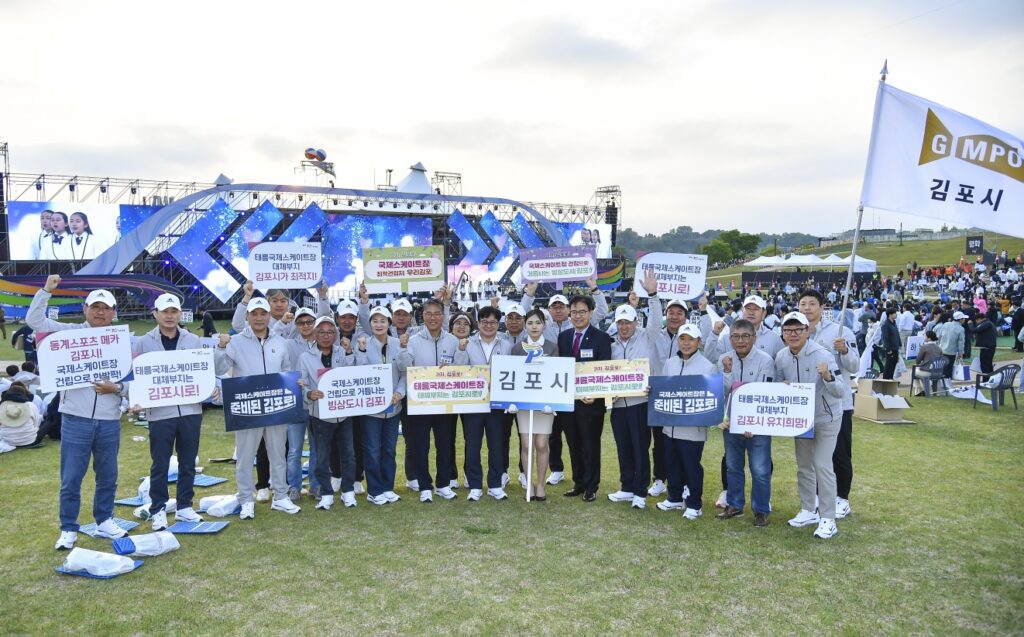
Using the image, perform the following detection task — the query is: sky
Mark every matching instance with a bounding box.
[2,0,1022,237]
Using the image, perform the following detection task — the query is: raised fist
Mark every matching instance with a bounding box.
[242,280,254,301]
[357,335,367,350]
[399,333,409,348]
[282,312,294,324]
[340,337,352,353]
[458,338,468,351]
[525,282,538,297]
[44,275,61,293]
[628,291,639,308]
[218,333,231,349]
[359,282,368,304]
[713,320,725,335]
[816,362,832,379]
[721,355,733,374]
[319,280,329,300]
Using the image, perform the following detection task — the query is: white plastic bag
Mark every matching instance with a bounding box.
[199,494,233,511]
[138,476,151,503]
[64,547,137,577]
[207,495,240,517]
[122,531,180,557]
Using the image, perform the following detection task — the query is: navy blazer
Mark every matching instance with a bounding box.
[558,325,613,413]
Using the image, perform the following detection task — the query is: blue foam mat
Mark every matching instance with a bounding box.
[114,496,147,507]
[79,518,139,538]
[167,521,230,534]
[56,560,144,579]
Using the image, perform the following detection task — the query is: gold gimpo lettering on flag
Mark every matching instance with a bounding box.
[919,108,1024,183]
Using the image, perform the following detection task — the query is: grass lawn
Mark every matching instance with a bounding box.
[1,322,1022,634]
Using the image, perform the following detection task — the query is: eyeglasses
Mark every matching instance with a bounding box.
[730,333,754,340]
[296,320,314,326]
[569,310,591,316]
[782,328,806,335]
[316,330,336,336]
[478,319,499,326]
[422,311,443,317]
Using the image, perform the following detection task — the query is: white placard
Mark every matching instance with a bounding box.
[904,335,925,360]
[248,241,323,289]
[317,364,393,419]
[180,310,194,324]
[729,382,816,437]
[489,354,576,412]
[37,325,133,392]
[129,348,216,408]
[47,307,60,319]
[634,252,708,301]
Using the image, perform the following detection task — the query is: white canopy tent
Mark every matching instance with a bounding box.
[743,253,876,272]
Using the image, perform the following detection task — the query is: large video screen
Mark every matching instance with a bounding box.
[322,214,433,292]
[552,221,613,258]
[7,201,161,261]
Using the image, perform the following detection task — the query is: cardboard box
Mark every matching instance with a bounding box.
[854,378,912,423]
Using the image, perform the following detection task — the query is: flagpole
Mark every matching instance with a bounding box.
[841,61,889,324]
[526,409,534,502]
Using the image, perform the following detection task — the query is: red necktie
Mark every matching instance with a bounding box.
[572,331,583,358]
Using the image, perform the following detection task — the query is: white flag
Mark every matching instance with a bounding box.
[860,83,1023,238]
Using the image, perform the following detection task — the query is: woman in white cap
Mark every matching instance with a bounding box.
[354,306,409,505]
[132,293,206,531]
[656,323,715,520]
[28,275,129,549]
[0,382,41,450]
[214,297,301,519]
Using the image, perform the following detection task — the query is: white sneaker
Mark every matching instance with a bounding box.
[631,495,647,509]
[487,487,509,501]
[407,479,419,491]
[94,518,127,539]
[788,509,820,528]
[518,473,528,489]
[175,507,203,523]
[271,498,301,514]
[449,479,460,490]
[649,479,666,496]
[240,502,255,520]
[656,500,685,511]
[501,473,510,487]
[715,490,728,509]
[420,490,433,503]
[255,488,270,502]
[331,477,342,492]
[151,509,168,531]
[435,486,456,500]
[383,491,401,503]
[682,508,703,520]
[367,494,388,506]
[813,518,838,539]
[835,498,852,519]
[55,531,77,550]
[547,471,564,485]
[467,489,483,501]
[353,482,365,495]
[608,490,634,503]
[341,491,357,507]
[316,495,334,510]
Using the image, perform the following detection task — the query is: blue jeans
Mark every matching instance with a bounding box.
[60,414,121,532]
[361,415,400,496]
[461,410,505,490]
[286,418,308,493]
[723,431,772,514]
[148,414,202,514]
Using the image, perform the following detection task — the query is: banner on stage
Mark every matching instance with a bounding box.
[648,374,724,427]
[905,335,925,360]
[129,349,216,408]
[38,325,133,392]
[634,252,708,301]
[222,371,304,431]
[317,364,393,419]
[363,245,445,294]
[519,246,597,283]
[729,382,815,437]
[248,241,322,289]
[860,83,1023,237]
[407,365,490,415]
[489,354,575,412]
[575,359,649,400]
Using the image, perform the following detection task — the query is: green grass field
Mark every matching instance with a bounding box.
[1,322,1023,635]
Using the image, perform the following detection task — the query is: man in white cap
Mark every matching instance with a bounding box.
[214,297,301,519]
[28,275,129,550]
[775,311,845,539]
[607,271,662,509]
[231,280,333,338]
[132,293,206,531]
[285,307,319,501]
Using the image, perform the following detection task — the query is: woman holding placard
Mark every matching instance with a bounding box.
[354,306,409,506]
[509,309,559,501]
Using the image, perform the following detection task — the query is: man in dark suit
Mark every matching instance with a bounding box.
[558,294,612,502]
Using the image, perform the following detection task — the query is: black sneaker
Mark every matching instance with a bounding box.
[716,506,743,520]
[754,512,770,527]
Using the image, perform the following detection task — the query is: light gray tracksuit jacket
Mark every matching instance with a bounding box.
[133,326,204,422]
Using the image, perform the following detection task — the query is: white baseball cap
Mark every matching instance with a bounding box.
[335,300,358,317]
[369,306,392,321]
[500,301,524,316]
[153,293,181,311]
[391,298,413,314]
[665,299,689,312]
[614,305,638,322]
[294,308,316,321]
[85,289,116,307]
[548,294,569,307]
[676,324,701,339]
[247,297,270,313]
[782,311,810,326]
[313,316,337,330]
[742,295,767,310]
[952,311,968,320]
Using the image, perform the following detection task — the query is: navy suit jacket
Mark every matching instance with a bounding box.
[558,325,613,413]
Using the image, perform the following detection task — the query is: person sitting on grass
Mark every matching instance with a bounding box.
[0,382,42,452]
